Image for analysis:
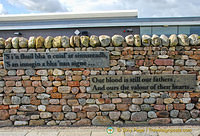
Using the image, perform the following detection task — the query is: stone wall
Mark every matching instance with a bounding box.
[0,34,200,126]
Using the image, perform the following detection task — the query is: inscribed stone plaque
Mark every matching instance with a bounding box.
[90,75,196,93]
[3,51,109,69]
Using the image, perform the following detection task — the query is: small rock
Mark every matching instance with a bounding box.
[83,104,99,112]
[186,103,195,110]
[160,34,169,46]
[178,110,190,119]
[74,36,80,47]
[90,35,100,47]
[125,34,134,46]
[19,105,37,111]
[144,98,156,104]
[58,86,71,93]
[0,110,9,120]
[129,104,140,111]
[53,36,61,48]
[21,96,30,104]
[0,120,12,127]
[29,120,45,126]
[169,34,178,46]
[38,105,46,111]
[14,121,28,126]
[156,111,169,118]
[148,111,157,118]
[134,34,141,47]
[11,96,21,104]
[0,38,5,48]
[189,34,200,46]
[178,34,189,46]
[109,111,120,120]
[62,105,71,112]
[141,104,153,111]
[44,36,53,48]
[92,116,113,125]
[13,87,25,93]
[120,111,130,120]
[12,37,19,48]
[53,112,64,120]
[164,98,174,104]
[112,35,124,46]
[47,120,56,126]
[25,69,36,76]
[61,36,70,48]
[100,104,115,111]
[37,94,50,99]
[149,118,170,124]
[36,36,44,48]
[131,112,147,121]
[74,119,91,126]
[171,118,183,124]
[40,112,52,118]
[28,36,36,48]
[53,69,64,75]
[70,36,74,47]
[142,35,151,46]
[5,37,12,48]
[190,109,199,118]
[36,70,47,76]
[152,34,161,46]
[185,60,197,66]
[99,35,111,47]
[80,36,89,47]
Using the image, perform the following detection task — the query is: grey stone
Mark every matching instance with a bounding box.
[178,34,189,46]
[80,36,89,47]
[144,98,156,104]
[61,36,70,48]
[21,96,30,104]
[19,105,37,111]
[129,104,141,111]
[0,120,12,127]
[170,110,179,117]
[38,105,46,111]
[92,116,113,125]
[142,35,151,46]
[100,104,115,111]
[186,60,197,66]
[52,112,64,120]
[14,121,28,126]
[160,34,169,46]
[86,99,95,104]
[28,36,36,48]
[178,110,191,119]
[53,36,62,48]
[114,121,123,125]
[171,118,183,124]
[11,96,21,104]
[90,35,100,47]
[0,69,7,76]
[111,51,121,55]
[37,94,50,99]
[47,120,56,126]
[12,37,19,49]
[40,112,52,118]
[8,70,16,76]
[131,112,147,121]
[112,35,124,46]
[148,111,157,118]
[65,112,77,120]
[25,69,35,76]
[132,98,143,104]
[102,112,108,116]
[190,109,199,118]
[62,105,72,112]
[120,111,131,120]
[5,37,12,49]
[13,87,25,93]
[0,38,5,48]
[44,36,53,48]
[70,36,74,47]
[58,86,71,93]
[134,34,141,47]
[126,60,135,66]
[141,104,153,111]
[41,99,49,105]
[175,60,184,66]
[109,111,120,121]
[189,34,200,46]
[185,118,199,124]
[0,81,4,87]
[78,99,86,105]
[152,34,161,46]
[118,60,126,67]
[169,34,178,46]
[19,37,28,48]
[125,34,134,46]
[99,35,111,47]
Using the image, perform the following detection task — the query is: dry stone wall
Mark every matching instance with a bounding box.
[0,34,200,126]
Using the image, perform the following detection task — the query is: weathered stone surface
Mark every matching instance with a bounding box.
[99,35,111,47]
[58,86,71,93]
[156,111,169,118]
[11,96,21,104]
[44,36,53,48]
[185,60,197,66]
[40,112,52,118]
[116,104,128,111]
[52,112,64,120]
[0,120,12,127]
[190,109,199,118]
[80,36,89,47]
[90,35,100,47]
[186,103,195,110]
[109,111,120,121]
[160,34,169,46]
[53,69,64,76]
[65,112,76,119]
[37,94,50,99]
[25,69,35,76]
[0,69,7,76]
[38,105,46,111]
[149,118,170,124]
[36,36,44,48]
[12,37,19,48]
[61,36,70,48]
[74,119,91,126]
[0,38,5,48]
[29,120,45,126]
[70,36,74,47]
[53,36,61,48]
[62,105,71,112]
[141,104,153,111]
[125,35,134,46]
[74,36,80,47]
[19,105,37,111]
[178,34,189,46]
[92,116,113,125]
[148,111,157,118]
[144,98,156,104]
[100,104,115,111]
[152,34,161,46]
[164,98,174,104]
[112,35,124,46]
[13,87,25,93]
[46,105,62,112]
[171,118,183,124]
[28,36,36,48]
[129,104,140,111]
[5,37,12,49]
[134,34,141,47]
[189,34,200,46]
[14,121,28,126]
[142,35,151,46]
[178,110,190,119]
[120,111,130,120]
[131,112,147,121]
[169,34,178,46]
[83,104,99,112]
[0,110,9,120]
[36,70,48,76]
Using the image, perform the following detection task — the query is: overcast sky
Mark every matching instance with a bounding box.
[0,0,200,17]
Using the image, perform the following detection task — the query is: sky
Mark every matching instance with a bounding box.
[0,0,200,17]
